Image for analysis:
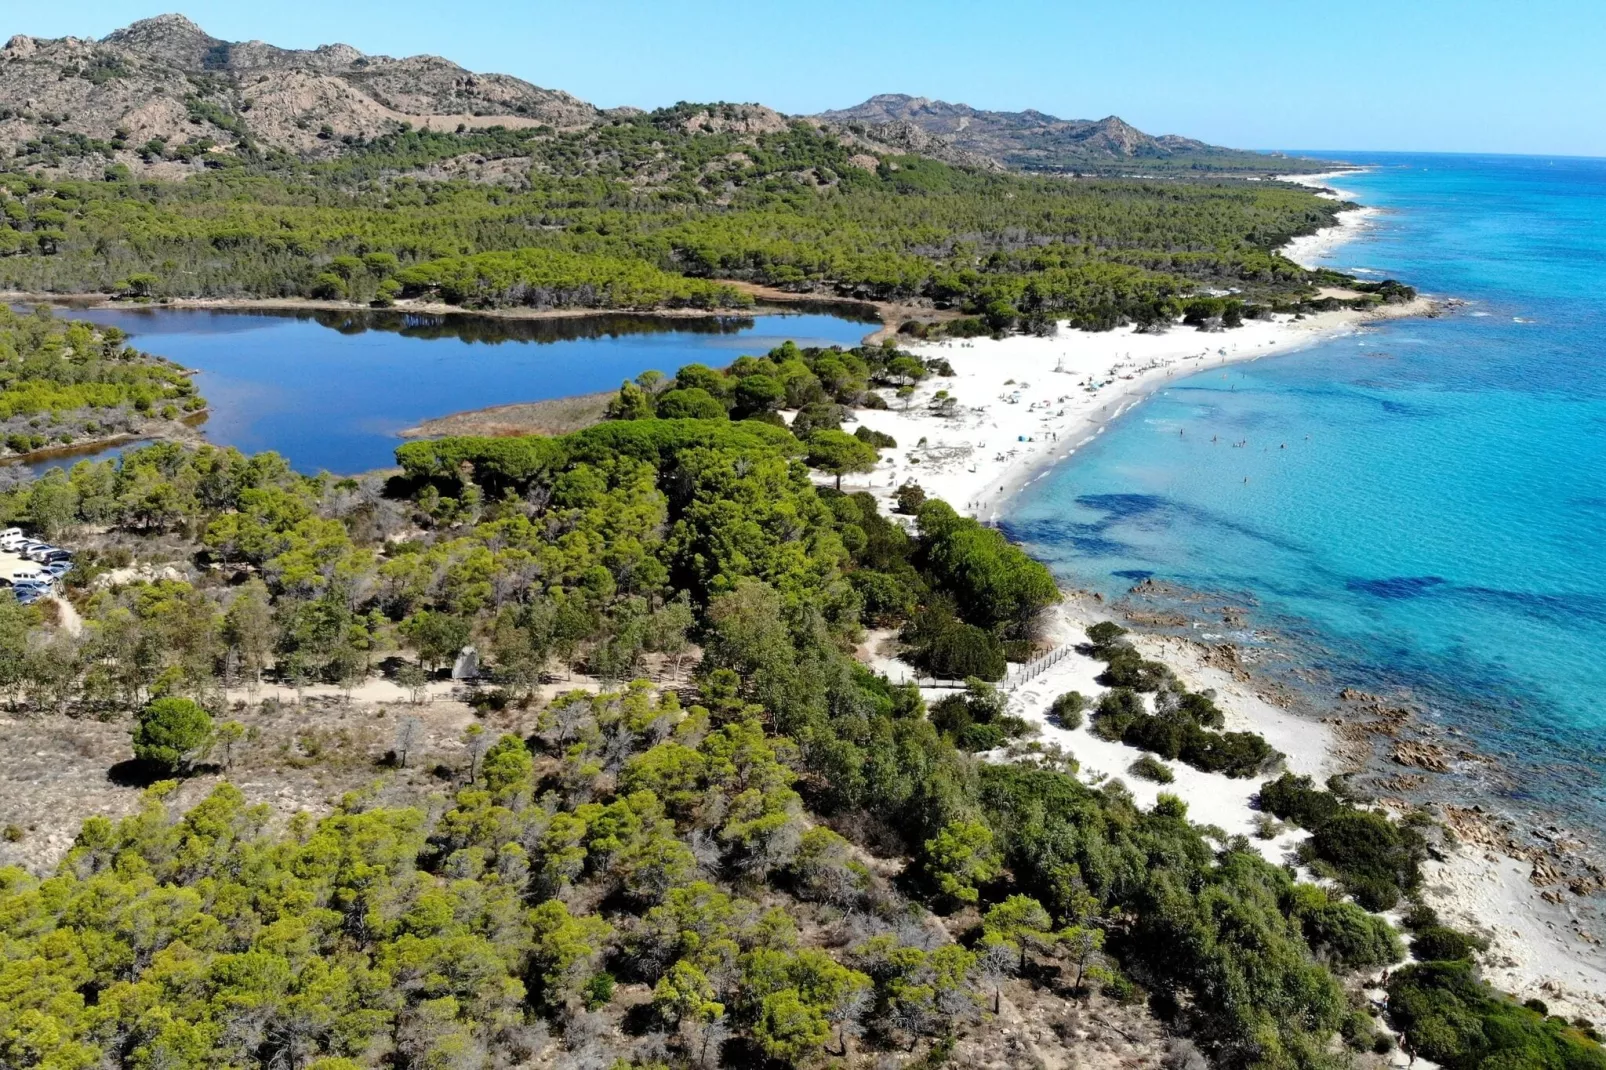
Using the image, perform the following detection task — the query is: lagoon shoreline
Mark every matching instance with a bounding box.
[0,282,904,345]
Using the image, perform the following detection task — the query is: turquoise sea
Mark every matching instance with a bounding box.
[1008,153,1606,843]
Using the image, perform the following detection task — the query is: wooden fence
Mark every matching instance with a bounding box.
[879,643,1072,693]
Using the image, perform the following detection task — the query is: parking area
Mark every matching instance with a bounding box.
[0,530,74,605]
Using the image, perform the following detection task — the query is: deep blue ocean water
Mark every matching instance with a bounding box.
[18,307,873,476]
[1009,153,1606,837]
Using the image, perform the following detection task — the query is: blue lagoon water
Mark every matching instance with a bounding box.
[25,306,874,475]
[1009,153,1606,837]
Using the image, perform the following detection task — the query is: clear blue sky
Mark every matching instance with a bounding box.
[12,0,1606,157]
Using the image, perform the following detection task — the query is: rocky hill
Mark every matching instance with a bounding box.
[0,14,596,171]
[817,93,1320,174]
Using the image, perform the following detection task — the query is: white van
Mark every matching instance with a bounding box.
[0,528,24,551]
[8,568,49,586]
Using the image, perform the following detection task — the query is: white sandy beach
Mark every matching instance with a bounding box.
[1423,850,1606,1020]
[841,301,1425,526]
[1017,600,1335,855]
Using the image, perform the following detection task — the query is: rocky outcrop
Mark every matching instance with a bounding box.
[674,103,789,137]
[1391,740,1453,773]
[822,118,1005,173]
[0,14,596,169]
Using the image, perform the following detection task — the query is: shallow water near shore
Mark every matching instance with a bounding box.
[20,306,875,475]
[1009,152,1606,845]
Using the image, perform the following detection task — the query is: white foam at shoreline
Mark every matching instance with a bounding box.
[1281,168,1382,269]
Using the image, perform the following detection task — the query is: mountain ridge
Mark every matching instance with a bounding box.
[815,92,1310,174]
[0,16,1324,179]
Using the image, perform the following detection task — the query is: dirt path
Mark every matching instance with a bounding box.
[48,596,81,637]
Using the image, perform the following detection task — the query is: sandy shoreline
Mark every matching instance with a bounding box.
[1281,169,1384,270]
[846,310,1606,1011]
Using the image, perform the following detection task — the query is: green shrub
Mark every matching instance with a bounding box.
[956,719,1028,752]
[1097,646,1170,691]
[1285,885,1404,969]
[584,971,616,1009]
[1129,754,1174,783]
[923,623,1006,681]
[853,425,897,449]
[1049,691,1087,730]
[1307,809,1425,911]
[791,402,845,436]
[895,481,927,514]
[1400,901,1440,932]
[1341,1009,1378,1051]
[1388,961,1606,1070]
[1092,688,1145,740]
[1411,926,1481,962]
[1152,793,1188,819]
[1176,690,1224,729]
[1259,773,1344,829]
[1085,621,1127,653]
[1094,691,1275,778]
[655,387,729,420]
[931,679,1022,751]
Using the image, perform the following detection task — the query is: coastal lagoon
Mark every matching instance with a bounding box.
[1010,153,1606,843]
[25,306,876,475]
